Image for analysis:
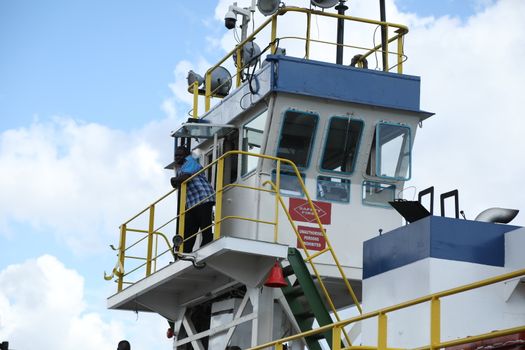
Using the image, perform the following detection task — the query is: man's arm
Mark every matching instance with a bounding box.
[170,173,192,188]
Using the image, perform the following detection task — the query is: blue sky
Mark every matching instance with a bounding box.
[1,0,523,349]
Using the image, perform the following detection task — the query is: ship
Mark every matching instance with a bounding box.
[104,1,525,349]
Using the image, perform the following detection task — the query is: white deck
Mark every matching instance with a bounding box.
[107,237,288,320]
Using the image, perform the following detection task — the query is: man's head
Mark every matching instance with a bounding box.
[175,146,190,166]
[117,340,130,350]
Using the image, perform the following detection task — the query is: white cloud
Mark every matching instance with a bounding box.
[0,116,176,254]
[0,255,171,350]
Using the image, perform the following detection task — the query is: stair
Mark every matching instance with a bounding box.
[281,248,342,350]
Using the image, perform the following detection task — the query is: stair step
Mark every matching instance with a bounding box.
[283,286,304,298]
[294,310,314,319]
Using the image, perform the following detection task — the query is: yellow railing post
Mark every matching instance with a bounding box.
[214,158,225,239]
[274,160,281,242]
[430,297,441,350]
[178,183,187,252]
[236,46,242,88]
[271,15,277,54]
[384,24,389,71]
[275,342,283,350]
[146,204,155,276]
[378,313,387,350]
[192,81,199,118]
[205,71,211,112]
[397,32,404,74]
[332,326,342,350]
[117,224,127,292]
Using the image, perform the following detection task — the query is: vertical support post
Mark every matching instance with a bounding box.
[332,326,342,350]
[397,32,404,74]
[274,160,281,242]
[236,46,242,87]
[146,204,155,277]
[215,158,225,240]
[378,313,387,350]
[379,0,388,71]
[430,297,441,349]
[306,13,311,59]
[270,15,278,54]
[275,343,283,350]
[178,183,187,252]
[335,1,348,65]
[117,224,127,292]
[205,71,211,112]
[192,81,199,118]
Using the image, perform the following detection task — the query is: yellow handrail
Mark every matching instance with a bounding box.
[197,6,409,114]
[248,268,525,350]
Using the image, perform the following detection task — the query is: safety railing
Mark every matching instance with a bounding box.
[105,150,362,335]
[197,7,409,114]
[248,268,525,350]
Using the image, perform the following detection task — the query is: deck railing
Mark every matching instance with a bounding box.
[196,6,409,114]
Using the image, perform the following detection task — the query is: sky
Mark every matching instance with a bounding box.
[1,0,524,349]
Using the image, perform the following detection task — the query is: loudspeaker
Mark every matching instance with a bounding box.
[257,0,280,16]
[311,0,339,8]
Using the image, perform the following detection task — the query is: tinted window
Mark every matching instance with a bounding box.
[321,117,363,173]
[367,123,411,180]
[276,110,318,168]
[242,110,267,175]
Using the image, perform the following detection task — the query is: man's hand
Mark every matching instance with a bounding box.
[170,173,192,188]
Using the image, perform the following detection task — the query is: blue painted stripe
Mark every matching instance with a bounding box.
[267,55,425,113]
[363,216,520,279]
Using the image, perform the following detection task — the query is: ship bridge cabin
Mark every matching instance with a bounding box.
[105,5,437,349]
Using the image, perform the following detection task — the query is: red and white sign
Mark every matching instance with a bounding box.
[289,198,332,224]
[297,226,326,251]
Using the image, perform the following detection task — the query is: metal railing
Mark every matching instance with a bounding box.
[105,151,361,338]
[248,268,525,350]
[194,7,409,114]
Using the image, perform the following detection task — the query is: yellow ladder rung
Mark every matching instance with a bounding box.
[304,247,330,262]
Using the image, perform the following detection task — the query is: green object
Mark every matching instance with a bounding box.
[281,248,340,350]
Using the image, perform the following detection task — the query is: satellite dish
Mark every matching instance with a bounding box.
[257,0,280,16]
[311,0,339,8]
[209,66,232,96]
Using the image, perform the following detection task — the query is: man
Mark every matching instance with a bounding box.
[117,340,130,350]
[171,146,215,253]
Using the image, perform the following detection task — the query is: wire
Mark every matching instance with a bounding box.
[372,25,380,70]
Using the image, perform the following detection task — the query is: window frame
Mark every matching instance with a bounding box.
[371,122,412,181]
[319,115,364,176]
[240,109,268,178]
[316,175,351,204]
[275,109,319,170]
[361,180,396,208]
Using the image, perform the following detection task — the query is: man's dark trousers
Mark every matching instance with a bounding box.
[183,202,214,253]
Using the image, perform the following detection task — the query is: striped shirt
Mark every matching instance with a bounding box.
[179,156,215,208]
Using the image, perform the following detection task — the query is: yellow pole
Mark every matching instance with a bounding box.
[384,24,389,71]
[332,326,342,350]
[274,160,281,242]
[275,343,283,350]
[146,204,155,276]
[430,297,441,350]
[214,158,224,239]
[117,224,127,292]
[192,81,199,118]
[178,183,187,252]
[236,47,242,88]
[205,71,211,112]
[397,33,404,74]
[378,313,387,350]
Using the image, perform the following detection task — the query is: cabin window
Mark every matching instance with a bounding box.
[276,110,318,168]
[366,123,411,180]
[362,181,395,207]
[272,169,305,197]
[222,129,239,185]
[242,110,268,176]
[321,117,363,174]
[317,176,350,203]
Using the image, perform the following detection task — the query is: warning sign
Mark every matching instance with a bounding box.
[289,198,331,224]
[297,226,326,251]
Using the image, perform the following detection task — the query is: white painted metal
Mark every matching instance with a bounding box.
[362,254,525,348]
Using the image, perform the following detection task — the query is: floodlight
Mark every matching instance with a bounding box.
[257,0,280,16]
[187,70,204,88]
[209,66,232,96]
[311,0,339,8]
[233,41,261,68]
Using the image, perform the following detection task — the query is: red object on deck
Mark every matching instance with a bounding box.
[166,328,174,339]
[264,262,288,288]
